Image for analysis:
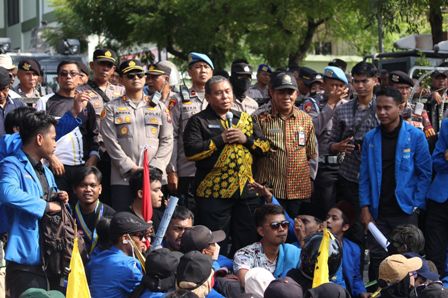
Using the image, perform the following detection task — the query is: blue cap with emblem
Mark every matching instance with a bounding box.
[257,64,272,73]
[188,52,214,70]
[323,66,348,85]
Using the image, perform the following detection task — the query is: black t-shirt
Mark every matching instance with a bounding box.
[78,202,115,234]
[379,119,406,218]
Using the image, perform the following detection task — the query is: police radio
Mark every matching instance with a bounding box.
[152,91,161,105]
[180,85,190,102]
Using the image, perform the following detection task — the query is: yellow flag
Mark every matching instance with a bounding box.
[312,227,331,288]
[66,236,91,298]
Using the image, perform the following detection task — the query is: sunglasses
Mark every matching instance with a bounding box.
[59,71,79,78]
[126,72,145,80]
[269,220,289,230]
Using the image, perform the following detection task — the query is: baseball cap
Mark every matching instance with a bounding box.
[118,59,145,75]
[148,62,171,76]
[0,54,15,70]
[93,49,117,64]
[379,254,422,285]
[188,52,214,70]
[145,248,183,292]
[257,64,272,73]
[298,67,318,84]
[390,70,414,87]
[110,211,151,238]
[177,251,213,290]
[231,62,252,76]
[270,72,298,90]
[0,67,12,90]
[263,277,303,298]
[180,225,226,253]
[19,288,65,298]
[323,66,348,85]
[244,268,275,296]
[403,253,440,282]
[18,59,41,76]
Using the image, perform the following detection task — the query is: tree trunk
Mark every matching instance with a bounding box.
[429,0,444,45]
[288,18,327,68]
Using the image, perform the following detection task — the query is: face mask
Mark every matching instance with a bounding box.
[232,77,251,98]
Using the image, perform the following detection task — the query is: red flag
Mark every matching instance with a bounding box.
[142,148,153,222]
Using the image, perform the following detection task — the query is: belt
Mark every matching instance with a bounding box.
[318,155,340,165]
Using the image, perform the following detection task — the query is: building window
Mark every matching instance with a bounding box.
[314,42,332,55]
[7,0,20,26]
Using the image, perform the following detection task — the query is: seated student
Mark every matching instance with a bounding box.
[164,206,194,251]
[131,248,182,298]
[72,166,115,256]
[129,167,165,231]
[287,232,342,292]
[176,251,219,298]
[87,212,151,298]
[378,254,422,298]
[326,201,370,298]
[234,204,301,287]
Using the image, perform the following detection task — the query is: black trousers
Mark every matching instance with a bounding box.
[277,198,309,219]
[425,200,448,278]
[196,196,263,257]
[6,262,48,298]
[54,164,84,207]
[110,185,133,212]
[177,177,197,215]
[97,151,112,206]
[311,164,339,219]
[367,214,418,281]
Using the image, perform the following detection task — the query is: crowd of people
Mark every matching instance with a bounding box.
[0,48,448,298]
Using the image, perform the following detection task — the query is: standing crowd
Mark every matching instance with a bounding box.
[0,48,448,298]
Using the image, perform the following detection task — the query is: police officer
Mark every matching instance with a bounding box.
[229,60,259,115]
[100,59,173,211]
[147,62,181,111]
[425,69,448,132]
[167,52,213,209]
[305,66,349,219]
[389,71,435,140]
[14,59,43,99]
[295,67,320,106]
[247,64,272,105]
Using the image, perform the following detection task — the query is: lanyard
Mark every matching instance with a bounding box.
[75,201,104,253]
[351,98,378,138]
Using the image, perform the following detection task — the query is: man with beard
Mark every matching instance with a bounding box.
[230,60,258,115]
[233,204,300,287]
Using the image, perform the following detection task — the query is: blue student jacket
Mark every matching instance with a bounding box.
[427,119,448,203]
[342,238,366,297]
[359,121,432,219]
[0,149,56,265]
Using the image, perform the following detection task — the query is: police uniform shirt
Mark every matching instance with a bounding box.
[232,95,259,115]
[248,83,269,103]
[78,82,125,117]
[402,102,435,138]
[167,88,208,177]
[100,95,173,186]
[14,84,41,98]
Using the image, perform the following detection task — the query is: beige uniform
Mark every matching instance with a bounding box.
[232,95,259,115]
[100,95,173,185]
[78,82,125,117]
[167,88,208,177]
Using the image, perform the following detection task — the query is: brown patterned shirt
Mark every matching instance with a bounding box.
[254,104,317,200]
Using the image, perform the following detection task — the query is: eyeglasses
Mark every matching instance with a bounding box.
[126,72,145,80]
[59,71,79,78]
[269,220,289,230]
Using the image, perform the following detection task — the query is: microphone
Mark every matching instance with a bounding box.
[226,111,233,128]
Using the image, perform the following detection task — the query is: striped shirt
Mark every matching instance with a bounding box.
[254,104,317,200]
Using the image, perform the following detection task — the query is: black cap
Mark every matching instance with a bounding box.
[180,225,226,253]
[145,248,182,292]
[18,59,41,76]
[231,62,252,76]
[0,67,11,89]
[177,251,213,290]
[328,58,348,72]
[263,277,303,298]
[148,62,171,76]
[305,73,324,87]
[78,62,89,76]
[390,71,414,87]
[431,70,448,78]
[270,72,298,90]
[93,49,117,64]
[298,67,318,84]
[110,211,151,238]
[118,59,144,75]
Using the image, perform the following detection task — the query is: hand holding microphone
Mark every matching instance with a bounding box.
[222,111,247,144]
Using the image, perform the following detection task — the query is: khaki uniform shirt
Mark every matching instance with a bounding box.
[233,95,259,115]
[100,95,173,185]
[78,82,125,117]
[167,88,208,177]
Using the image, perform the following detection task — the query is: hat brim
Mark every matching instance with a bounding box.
[121,67,145,75]
[273,85,298,91]
[324,75,348,85]
[234,71,252,75]
[210,230,226,244]
[404,257,423,274]
[95,57,116,64]
[148,70,166,76]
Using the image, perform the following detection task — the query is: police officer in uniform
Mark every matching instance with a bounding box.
[247,64,272,105]
[167,52,214,210]
[78,49,125,205]
[147,62,181,111]
[14,59,43,99]
[295,67,320,107]
[229,60,258,115]
[100,59,173,211]
[304,66,349,219]
[389,71,436,141]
